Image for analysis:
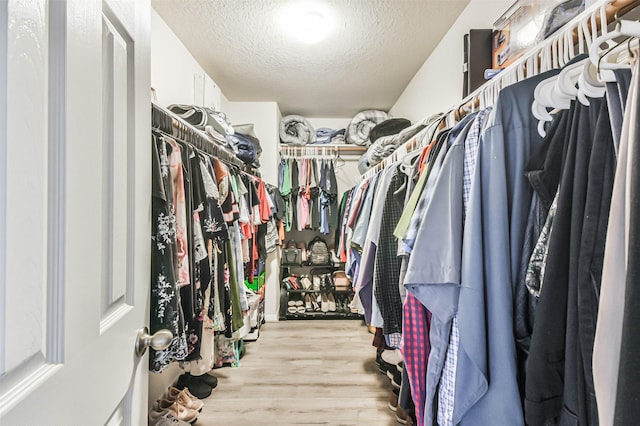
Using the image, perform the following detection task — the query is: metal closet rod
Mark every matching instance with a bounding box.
[279,144,366,158]
[151,102,248,170]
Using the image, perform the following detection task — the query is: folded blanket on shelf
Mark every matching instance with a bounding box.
[346,110,389,146]
[280,115,316,145]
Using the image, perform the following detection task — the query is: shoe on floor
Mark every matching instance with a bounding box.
[377,356,396,376]
[149,401,199,425]
[388,389,398,412]
[387,367,402,389]
[159,387,204,412]
[396,405,408,425]
[381,348,403,366]
[148,410,192,426]
[175,373,213,399]
[166,386,200,402]
[191,373,218,390]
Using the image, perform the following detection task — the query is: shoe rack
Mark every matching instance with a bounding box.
[279,263,361,320]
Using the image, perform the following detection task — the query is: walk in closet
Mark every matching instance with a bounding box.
[2,0,640,424]
[146,0,640,423]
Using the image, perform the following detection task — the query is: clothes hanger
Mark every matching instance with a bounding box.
[588,2,638,77]
[575,13,608,104]
[333,149,346,169]
[532,42,564,137]
[532,80,555,137]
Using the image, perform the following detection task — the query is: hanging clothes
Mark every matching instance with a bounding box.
[593,59,639,426]
[150,115,278,373]
[278,156,339,235]
[150,134,188,373]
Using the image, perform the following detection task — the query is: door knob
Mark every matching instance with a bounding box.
[135,326,173,357]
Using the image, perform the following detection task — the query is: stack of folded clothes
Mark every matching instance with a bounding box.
[315,127,347,144]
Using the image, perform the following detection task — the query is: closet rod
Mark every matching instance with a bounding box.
[279,144,366,155]
[362,0,639,179]
[151,102,248,171]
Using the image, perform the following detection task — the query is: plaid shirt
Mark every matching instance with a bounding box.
[463,108,491,213]
[374,170,407,336]
[438,108,491,426]
[401,292,431,426]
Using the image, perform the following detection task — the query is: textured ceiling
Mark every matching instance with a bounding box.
[151,0,470,118]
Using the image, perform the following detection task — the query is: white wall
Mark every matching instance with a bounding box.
[224,101,281,186]
[390,0,513,122]
[151,9,226,109]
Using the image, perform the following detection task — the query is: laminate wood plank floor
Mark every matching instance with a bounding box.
[198,320,400,425]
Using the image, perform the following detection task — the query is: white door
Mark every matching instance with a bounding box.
[0,0,152,424]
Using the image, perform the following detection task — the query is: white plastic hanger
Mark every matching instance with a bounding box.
[589,17,638,79]
[555,59,585,99]
[578,61,607,104]
[533,39,576,137]
[578,10,609,103]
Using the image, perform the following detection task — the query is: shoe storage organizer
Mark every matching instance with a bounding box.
[279,261,361,320]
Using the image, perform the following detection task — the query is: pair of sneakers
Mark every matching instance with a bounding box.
[287,296,305,313]
[149,386,203,425]
[320,292,336,312]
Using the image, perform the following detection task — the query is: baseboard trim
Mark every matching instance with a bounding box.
[264,314,279,323]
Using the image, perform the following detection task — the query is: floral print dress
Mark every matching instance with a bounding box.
[150,134,188,373]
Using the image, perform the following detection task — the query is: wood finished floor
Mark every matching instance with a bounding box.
[198,320,399,426]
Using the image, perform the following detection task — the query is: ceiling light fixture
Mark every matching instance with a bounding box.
[278,1,334,44]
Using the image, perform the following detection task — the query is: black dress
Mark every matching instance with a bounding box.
[150,134,188,373]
